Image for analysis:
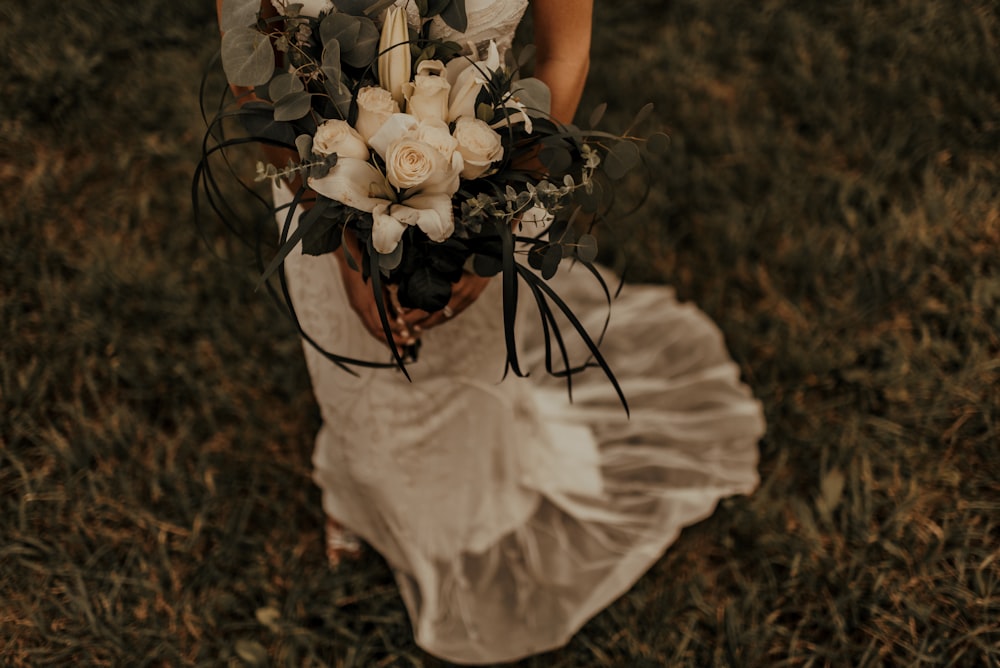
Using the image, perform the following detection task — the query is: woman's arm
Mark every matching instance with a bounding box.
[531,0,593,124]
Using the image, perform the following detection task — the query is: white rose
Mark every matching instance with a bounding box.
[452,117,504,179]
[385,138,450,191]
[355,86,399,144]
[415,119,459,162]
[403,60,451,124]
[311,119,370,160]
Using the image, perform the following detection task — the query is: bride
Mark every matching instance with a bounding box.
[215,0,766,664]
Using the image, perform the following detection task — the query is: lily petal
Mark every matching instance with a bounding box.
[308,158,390,212]
[396,192,454,242]
[372,201,408,254]
[368,113,419,160]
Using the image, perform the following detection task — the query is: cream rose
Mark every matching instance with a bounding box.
[355,86,399,144]
[452,117,504,179]
[385,138,450,191]
[311,119,370,160]
[415,120,459,162]
[403,60,451,124]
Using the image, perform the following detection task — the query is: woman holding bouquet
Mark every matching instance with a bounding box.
[215,0,765,663]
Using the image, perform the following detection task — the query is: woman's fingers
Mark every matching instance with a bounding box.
[409,273,492,331]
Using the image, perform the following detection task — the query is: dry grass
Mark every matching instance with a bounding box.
[2,0,998,665]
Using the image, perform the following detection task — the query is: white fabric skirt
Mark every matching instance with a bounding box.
[274,185,765,664]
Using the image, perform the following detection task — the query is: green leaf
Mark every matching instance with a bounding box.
[439,0,468,33]
[331,0,375,15]
[575,181,603,214]
[324,78,353,119]
[401,267,453,312]
[510,77,551,117]
[576,234,598,263]
[627,102,654,132]
[342,17,378,68]
[604,141,641,180]
[321,40,343,87]
[377,242,404,272]
[647,131,670,155]
[588,102,607,129]
[541,244,561,279]
[295,134,312,160]
[476,103,494,123]
[538,145,572,174]
[274,91,313,121]
[220,0,260,32]
[221,27,274,87]
[268,72,304,100]
[320,12,361,51]
[472,253,502,277]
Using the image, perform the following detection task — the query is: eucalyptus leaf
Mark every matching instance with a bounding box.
[268,72,304,100]
[627,102,654,132]
[439,0,468,33]
[527,247,545,271]
[376,244,403,273]
[331,0,374,15]
[342,18,379,68]
[237,102,299,145]
[576,181,603,214]
[647,131,670,154]
[576,234,598,263]
[324,78,353,119]
[588,102,607,129]
[472,253,502,277]
[538,145,572,174]
[321,40,343,87]
[320,13,361,51]
[274,91,313,121]
[604,141,641,180]
[220,0,260,32]
[221,27,274,87]
[541,244,561,280]
[295,134,313,160]
[510,77,551,117]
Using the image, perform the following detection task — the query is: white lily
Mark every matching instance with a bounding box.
[371,192,455,253]
[378,6,411,108]
[308,157,391,212]
[446,41,502,122]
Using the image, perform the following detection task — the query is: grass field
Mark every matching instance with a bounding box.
[2,0,998,665]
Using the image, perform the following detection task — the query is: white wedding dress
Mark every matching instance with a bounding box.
[275,1,766,664]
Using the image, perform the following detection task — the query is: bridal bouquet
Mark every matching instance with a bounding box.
[196,0,666,408]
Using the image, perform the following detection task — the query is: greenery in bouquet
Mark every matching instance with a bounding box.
[195,0,668,407]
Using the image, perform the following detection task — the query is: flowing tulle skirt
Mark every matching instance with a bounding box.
[274,186,765,665]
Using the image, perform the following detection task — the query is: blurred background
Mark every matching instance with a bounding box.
[2,0,998,665]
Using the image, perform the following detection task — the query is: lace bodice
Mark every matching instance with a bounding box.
[297,0,529,54]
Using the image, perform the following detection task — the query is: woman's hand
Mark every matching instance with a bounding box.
[336,232,417,351]
[399,272,493,333]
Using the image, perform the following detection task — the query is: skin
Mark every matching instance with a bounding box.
[215,0,593,350]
